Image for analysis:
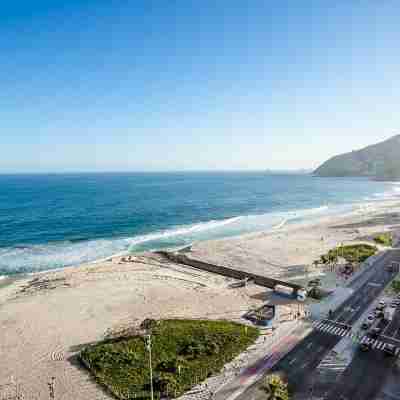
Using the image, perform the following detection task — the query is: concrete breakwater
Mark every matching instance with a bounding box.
[156,251,304,294]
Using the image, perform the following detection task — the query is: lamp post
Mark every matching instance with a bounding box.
[145,335,154,400]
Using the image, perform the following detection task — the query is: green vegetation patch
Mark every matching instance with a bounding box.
[318,244,377,265]
[373,233,393,247]
[391,279,400,294]
[262,374,290,400]
[80,319,259,399]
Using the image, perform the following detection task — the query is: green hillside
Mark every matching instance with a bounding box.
[314,135,400,180]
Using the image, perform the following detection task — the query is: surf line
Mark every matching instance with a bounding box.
[273,218,288,230]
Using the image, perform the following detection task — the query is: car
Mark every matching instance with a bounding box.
[375,309,384,318]
[397,294,400,300]
[383,343,397,356]
[376,303,385,311]
[361,322,370,330]
[379,300,386,307]
[392,300,400,306]
[367,314,375,322]
[368,327,382,339]
[360,339,372,352]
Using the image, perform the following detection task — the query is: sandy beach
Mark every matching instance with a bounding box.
[1,200,400,399]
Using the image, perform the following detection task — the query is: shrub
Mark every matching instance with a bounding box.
[263,374,290,400]
[374,233,393,247]
[318,244,377,265]
[392,280,400,293]
[80,319,259,399]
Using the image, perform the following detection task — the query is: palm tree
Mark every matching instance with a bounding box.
[262,375,290,400]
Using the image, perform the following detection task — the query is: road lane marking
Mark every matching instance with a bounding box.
[289,357,297,365]
[380,335,400,344]
[306,343,313,349]
[332,327,341,335]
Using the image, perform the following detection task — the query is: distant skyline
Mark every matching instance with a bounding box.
[1,1,400,173]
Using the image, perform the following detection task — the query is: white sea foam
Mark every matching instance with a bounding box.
[0,203,344,276]
[125,216,242,247]
[364,181,400,201]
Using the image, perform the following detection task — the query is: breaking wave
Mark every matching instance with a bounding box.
[0,206,335,276]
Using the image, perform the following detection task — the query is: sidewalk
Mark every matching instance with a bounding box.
[308,250,388,320]
[177,319,312,400]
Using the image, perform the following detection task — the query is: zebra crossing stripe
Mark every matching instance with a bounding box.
[329,326,337,335]
[334,327,342,335]
[320,324,328,332]
[320,324,330,332]
[315,321,324,329]
[326,326,336,334]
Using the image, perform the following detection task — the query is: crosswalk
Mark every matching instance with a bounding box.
[313,320,353,338]
[313,320,400,356]
[359,336,387,350]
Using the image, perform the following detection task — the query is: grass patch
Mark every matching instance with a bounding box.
[383,272,400,296]
[373,233,393,247]
[391,279,400,294]
[318,243,377,265]
[80,319,259,399]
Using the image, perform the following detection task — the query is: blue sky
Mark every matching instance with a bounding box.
[1,1,400,172]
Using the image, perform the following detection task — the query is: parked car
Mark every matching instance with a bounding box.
[379,300,386,307]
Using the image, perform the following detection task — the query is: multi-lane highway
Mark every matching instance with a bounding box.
[234,249,400,400]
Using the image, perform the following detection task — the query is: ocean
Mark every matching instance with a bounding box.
[0,172,399,276]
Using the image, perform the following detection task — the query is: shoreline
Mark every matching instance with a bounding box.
[1,198,399,285]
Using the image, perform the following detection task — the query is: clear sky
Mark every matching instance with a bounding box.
[1,1,400,172]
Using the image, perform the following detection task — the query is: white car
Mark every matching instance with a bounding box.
[379,300,386,307]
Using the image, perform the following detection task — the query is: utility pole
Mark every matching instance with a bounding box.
[145,335,154,400]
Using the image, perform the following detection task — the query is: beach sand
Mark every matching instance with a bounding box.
[1,200,400,399]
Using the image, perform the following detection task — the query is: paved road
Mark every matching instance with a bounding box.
[325,348,396,400]
[233,249,400,400]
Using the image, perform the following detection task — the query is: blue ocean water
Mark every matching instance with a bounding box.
[0,172,398,276]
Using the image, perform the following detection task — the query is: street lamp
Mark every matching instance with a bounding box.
[145,335,154,400]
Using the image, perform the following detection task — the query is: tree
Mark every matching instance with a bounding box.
[262,375,290,400]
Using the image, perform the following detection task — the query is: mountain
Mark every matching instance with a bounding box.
[314,135,400,181]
